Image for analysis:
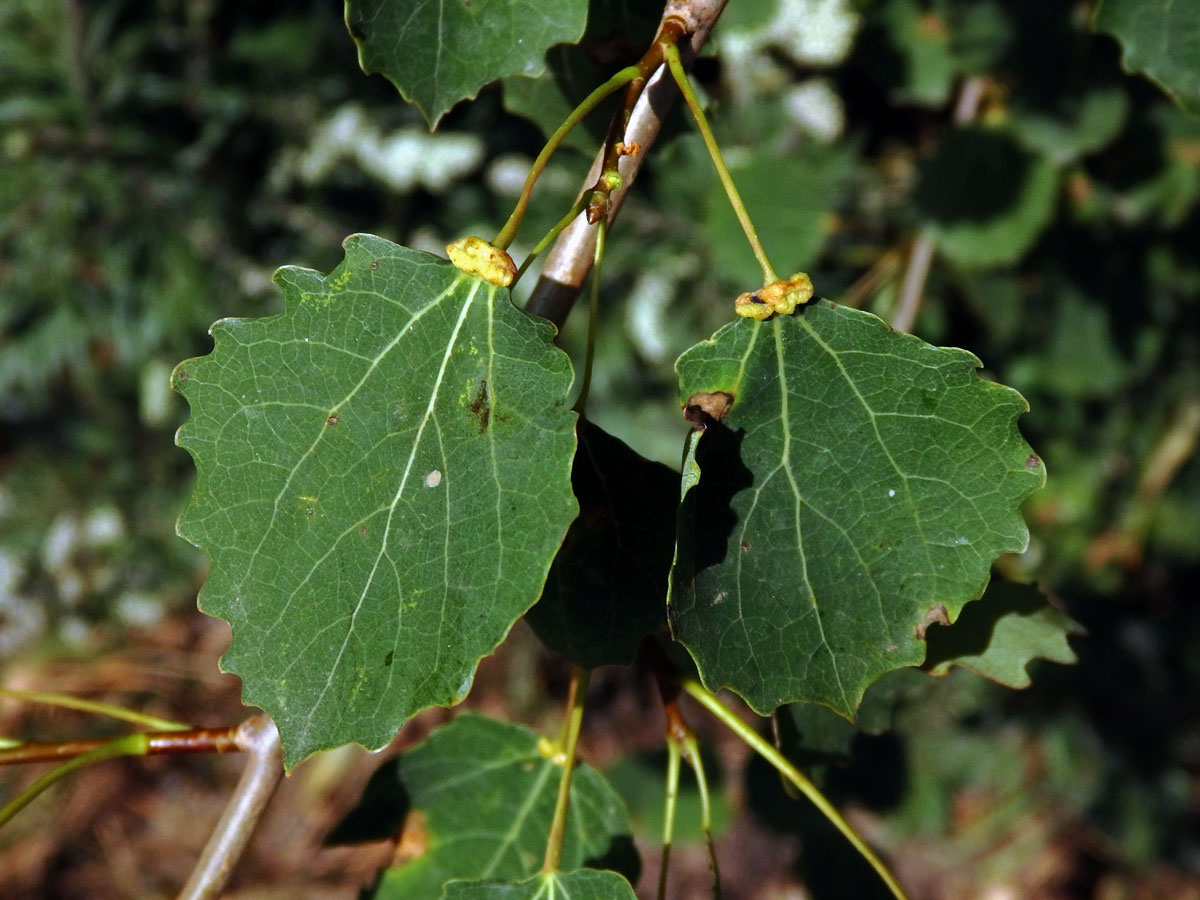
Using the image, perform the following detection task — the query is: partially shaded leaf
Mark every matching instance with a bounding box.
[174,235,577,766]
[345,0,588,127]
[526,420,676,668]
[923,582,1082,686]
[671,302,1044,717]
[358,715,633,900]
[442,868,638,900]
[1094,0,1200,115]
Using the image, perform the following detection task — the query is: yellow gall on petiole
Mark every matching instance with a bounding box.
[446,236,517,287]
[734,271,815,320]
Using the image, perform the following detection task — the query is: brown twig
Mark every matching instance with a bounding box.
[525,0,730,329]
[176,715,283,900]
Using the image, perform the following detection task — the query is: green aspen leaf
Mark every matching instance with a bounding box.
[915,127,1059,268]
[922,582,1082,687]
[345,0,588,127]
[1094,0,1200,115]
[671,302,1044,717]
[173,235,577,767]
[355,715,633,899]
[526,419,676,668]
[443,868,638,900]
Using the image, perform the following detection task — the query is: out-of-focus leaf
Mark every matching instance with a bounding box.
[1015,86,1131,165]
[345,0,588,127]
[781,667,931,763]
[348,715,633,900]
[671,302,1044,717]
[706,144,851,288]
[527,420,676,667]
[1094,0,1200,115]
[174,235,578,767]
[916,127,1059,268]
[923,582,1082,686]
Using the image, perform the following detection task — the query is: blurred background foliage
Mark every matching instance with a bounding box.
[1,0,1199,897]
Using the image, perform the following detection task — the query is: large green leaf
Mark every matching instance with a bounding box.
[443,869,638,900]
[1094,0,1200,115]
[355,715,633,899]
[345,0,588,127]
[671,302,1044,717]
[526,419,676,668]
[173,235,578,767]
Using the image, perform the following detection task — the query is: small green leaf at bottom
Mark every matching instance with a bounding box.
[443,869,638,900]
[346,715,634,900]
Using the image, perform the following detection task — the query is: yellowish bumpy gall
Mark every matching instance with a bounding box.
[445,236,517,287]
[734,271,814,320]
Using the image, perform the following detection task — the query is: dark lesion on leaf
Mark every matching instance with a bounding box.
[684,391,734,429]
[468,379,490,433]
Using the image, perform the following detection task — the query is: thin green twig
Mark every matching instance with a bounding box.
[0,732,151,830]
[514,195,589,285]
[662,42,778,286]
[573,219,606,413]
[680,734,722,900]
[0,687,191,732]
[493,65,641,251]
[543,666,592,873]
[656,736,682,900]
[681,679,910,900]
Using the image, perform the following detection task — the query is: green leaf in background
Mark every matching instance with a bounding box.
[356,715,633,900]
[443,868,638,900]
[1094,0,1200,115]
[174,236,578,767]
[345,0,588,127]
[915,127,1059,268]
[705,145,851,287]
[781,667,931,764]
[526,420,676,668]
[923,582,1082,686]
[671,302,1044,717]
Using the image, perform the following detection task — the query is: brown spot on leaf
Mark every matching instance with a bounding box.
[684,391,734,429]
[917,604,950,639]
[395,809,429,863]
[1026,454,1041,469]
[176,370,188,381]
[370,260,379,270]
[468,380,490,433]
[326,414,339,426]
[740,540,751,552]
[359,527,368,535]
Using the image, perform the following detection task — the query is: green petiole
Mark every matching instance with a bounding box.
[493,65,641,252]
[662,42,779,286]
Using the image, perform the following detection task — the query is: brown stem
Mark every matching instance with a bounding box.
[0,725,244,766]
[525,0,730,328]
